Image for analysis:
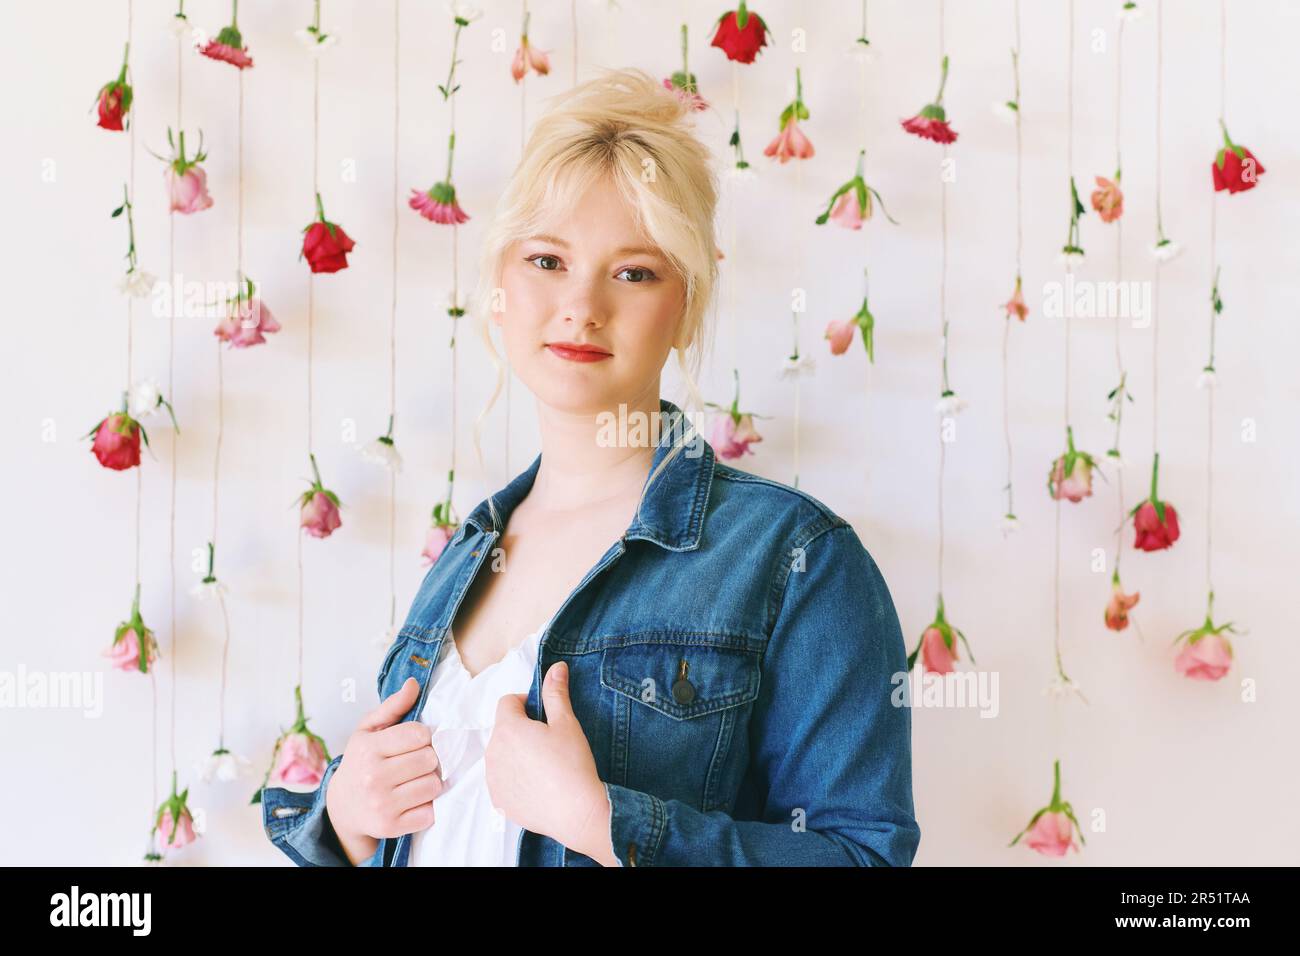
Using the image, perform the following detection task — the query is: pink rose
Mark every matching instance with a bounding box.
[273,731,328,787]
[828,190,863,229]
[1049,455,1094,503]
[156,806,197,849]
[89,412,142,471]
[920,625,957,674]
[300,490,341,539]
[763,118,814,164]
[103,625,157,673]
[421,524,456,566]
[215,297,280,348]
[1024,811,1080,857]
[1174,632,1233,681]
[1104,581,1140,632]
[824,318,856,355]
[712,412,762,459]
[167,165,213,215]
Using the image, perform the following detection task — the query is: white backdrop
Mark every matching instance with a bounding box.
[2,0,1298,866]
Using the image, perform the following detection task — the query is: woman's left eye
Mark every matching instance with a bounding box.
[617,266,657,283]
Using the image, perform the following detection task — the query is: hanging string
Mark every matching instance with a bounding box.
[1206,0,1225,604]
[571,0,578,85]
[1152,0,1163,457]
[728,61,740,373]
[388,0,400,631]
[299,39,322,690]
[1111,6,1129,577]
[936,0,948,597]
[1001,0,1022,525]
[860,0,872,511]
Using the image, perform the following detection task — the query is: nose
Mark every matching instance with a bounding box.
[560,270,609,331]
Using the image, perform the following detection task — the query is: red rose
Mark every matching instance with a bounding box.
[97,82,129,131]
[1212,127,1265,193]
[710,3,768,64]
[301,193,355,274]
[89,412,142,470]
[1133,500,1180,551]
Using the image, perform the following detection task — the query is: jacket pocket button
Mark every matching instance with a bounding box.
[671,659,696,705]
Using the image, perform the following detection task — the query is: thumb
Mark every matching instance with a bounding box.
[359,676,419,732]
[540,661,575,725]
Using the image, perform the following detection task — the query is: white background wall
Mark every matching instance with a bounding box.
[3,0,1297,866]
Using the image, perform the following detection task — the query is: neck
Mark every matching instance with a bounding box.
[529,387,661,513]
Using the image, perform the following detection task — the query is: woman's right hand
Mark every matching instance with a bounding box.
[325,677,444,865]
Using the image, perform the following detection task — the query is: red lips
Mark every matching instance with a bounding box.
[546,342,612,363]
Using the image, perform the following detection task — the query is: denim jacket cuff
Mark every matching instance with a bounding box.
[262,753,356,866]
[604,781,666,867]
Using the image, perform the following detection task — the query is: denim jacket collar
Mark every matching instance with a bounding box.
[453,397,714,553]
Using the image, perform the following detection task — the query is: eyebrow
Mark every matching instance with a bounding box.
[525,233,665,260]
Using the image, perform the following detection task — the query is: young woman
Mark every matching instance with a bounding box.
[262,68,920,867]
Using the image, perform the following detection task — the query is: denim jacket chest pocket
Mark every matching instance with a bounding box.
[599,639,761,814]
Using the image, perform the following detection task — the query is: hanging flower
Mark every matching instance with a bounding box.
[1091,172,1124,223]
[710,1,769,64]
[1047,426,1103,503]
[1117,1,1144,22]
[118,268,157,298]
[846,16,875,63]
[1059,176,1086,268]
[410,181,469,224]
[935,390,969,417]
[1173,592,1240,681]
[1197,366,1218,390]
[301,192,356,273]
[664,24,708,110]
[763,68,814,163]
[189,542,229,602]
[510,11,550,82]
[1043,673,1088,702]
[127,379,180,431]
[991,99,1019,124]
[1009,760,1085,857]
[295,0,339,54]
[214,277,281,348]
[779,351,816,379]
[421,499,461,566]
[907,595,972,675]
[361,415,403,473]
[1104,448,1125,470]
[104,585,160,674]
[1001,513,1020,536]
[169,7,193,39]
[93,45,133,131]
[1003,274,1029,321]
[252,685,331,804]
[1128,452,1180,551]
[901,55,958,144]
[1150,234,1182,261]
[725,113,756,182]
[1104,570,1140,631]
[152,771,199,852]
[199,2,254,69]
[84,393,158,471]
[825,269,876,362]
[706,371,764,460]
[149,127,213,215]
[1212,121,1265,193]
[298,453,342,539]
[815,150,897,230]
[110,184,156,297]
[199,746,252,784]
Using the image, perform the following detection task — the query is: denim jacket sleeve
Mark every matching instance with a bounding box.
[262,754,384,867]
[604,520,921,866]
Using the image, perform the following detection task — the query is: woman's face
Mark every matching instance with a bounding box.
[495,173,687,417]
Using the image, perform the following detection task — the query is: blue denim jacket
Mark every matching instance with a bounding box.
[262,398,920,866]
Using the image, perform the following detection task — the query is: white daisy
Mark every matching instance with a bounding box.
[991,100,1019,124]
[295,26,340,54]
[128,379,162,419]
[935,392,969,417]
[360,436,404,473]
[1001,513,1020,536]
[779,354,816,380]
[190,578,229,602]
[844,38,877,63]
[118,268,158,298]
[1058,248,1086,271]
[1044,674,1087,703]
[1150,238,1182,262]
[1105,448,1126,470]
[445,0,485,21]
[1197,367,1218,390]
[199,748,252,783]
[1117,2,1144,22]
[723,164,759,190]
[168,13,192,38]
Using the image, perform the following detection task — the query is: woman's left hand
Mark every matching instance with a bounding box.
[486,660,618,865]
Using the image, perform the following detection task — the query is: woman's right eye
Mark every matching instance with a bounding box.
[525,254,562,271]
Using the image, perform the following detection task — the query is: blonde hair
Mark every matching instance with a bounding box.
[470,67,721,529]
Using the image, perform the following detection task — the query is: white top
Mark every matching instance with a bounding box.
[408,626,543,867]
